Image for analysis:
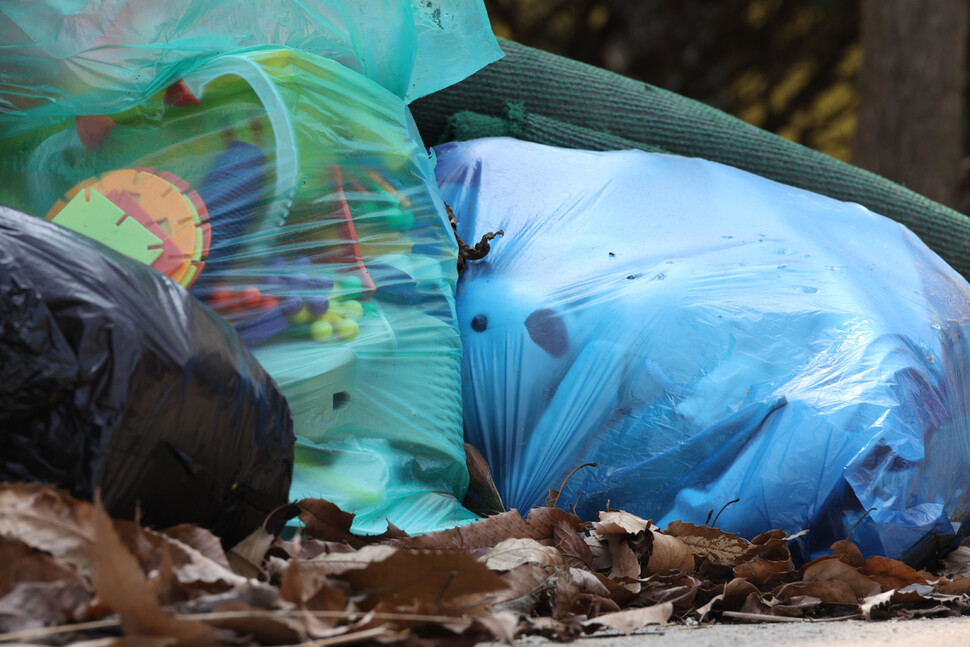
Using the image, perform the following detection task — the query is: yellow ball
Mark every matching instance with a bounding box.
[335,317,359,341]
[339,299,364,321]
[310,318,334,341]
[290,306,312,325]
[323,310,343,325]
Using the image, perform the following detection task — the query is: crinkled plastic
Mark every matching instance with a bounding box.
[435,137,970,562]
[0,48,476,535]
[0,0,501,129]
[0,205,294,545]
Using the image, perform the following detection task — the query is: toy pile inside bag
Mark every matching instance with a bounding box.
[0,1,502,534]
[436,137,970,562]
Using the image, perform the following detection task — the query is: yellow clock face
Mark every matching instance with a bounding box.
[47,168,210,287]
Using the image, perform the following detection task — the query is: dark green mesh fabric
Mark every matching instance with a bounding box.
[411,39,970,282]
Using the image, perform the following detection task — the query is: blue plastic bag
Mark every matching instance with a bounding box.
[435,137,970,561]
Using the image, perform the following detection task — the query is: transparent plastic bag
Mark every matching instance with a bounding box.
[0,48,476,534]
[0,0,501,127]
[436,137,970,561]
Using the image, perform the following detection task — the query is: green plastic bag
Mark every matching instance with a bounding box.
[0,0,501,130]
[0,46,478,534]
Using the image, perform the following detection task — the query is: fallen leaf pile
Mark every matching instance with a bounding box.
[3,482,970,646]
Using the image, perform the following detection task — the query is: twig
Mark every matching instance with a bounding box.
[549,462,597,508]
[297,627,397,646]
[846,507,877,543]
[0,618,120,643]
[711,498,740,527]
[446,202,504,274]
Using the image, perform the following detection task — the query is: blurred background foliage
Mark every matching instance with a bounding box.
[483,0,970,213]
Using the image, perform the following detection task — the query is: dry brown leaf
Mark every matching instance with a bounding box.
[585,535,612,571]
[89,493,219,645]
[305,545,398,576]
[553,521,594,570]
[550,566,579,619]
[764,595,822,618]
[226,526,275,578]
[305,580,348,612]
[279,555,305,607]
[470,611,519,644]
[663,521,752,566]
[0,537,87,597]
[0,580,90,634]
[482,537,563,571]
[831,539,865,566]
[493,562,551,613]
[336,549,507,609]
[630,578,698,613]
[582,602,672,634]
[0,483,96,571]
[936,576,970,595]
[114,524,246,592]
[803,557,881,598]
[732,559,793,590]
[606,536,641,593]
[861,589,895,621]
[397,507,581,552]
[702,577,761,618]
[593,511,650,535]
[747,529,793,562]
[463,443,505,517]
[161,525,231,570]
[197,603,311,644]
[861,556,928,591]
[774,580,858,606]
[296,499,358,544]
[644,530,694,576]
[297,499,407,549]
[569,568,611,598]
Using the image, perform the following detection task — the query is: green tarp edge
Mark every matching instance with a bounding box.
[411,39,970,283]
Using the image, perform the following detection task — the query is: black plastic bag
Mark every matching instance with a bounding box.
[0,205,294,543]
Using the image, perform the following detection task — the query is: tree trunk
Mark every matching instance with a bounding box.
[853,0,968,208]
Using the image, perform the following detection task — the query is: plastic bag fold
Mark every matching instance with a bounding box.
[0,0,501,129]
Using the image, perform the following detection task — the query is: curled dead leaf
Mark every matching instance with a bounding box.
[803,557,881,598]
[644,530,694,576]
[0,483,96,571]
[861,556,928,592]
[593,511,649,536]
[861,589,895,621]
[606,536,641,593]
[663,521,752,566]
[733,558,793,590]
[581,602,673,634]
[396,507,581,552]
[773,580,858,606]
[831,539,865,566]
[482,537,563,571]
[335,549,507,609]
[696,577,761,620]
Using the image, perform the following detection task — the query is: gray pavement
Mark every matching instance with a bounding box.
[489,617,970,647]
